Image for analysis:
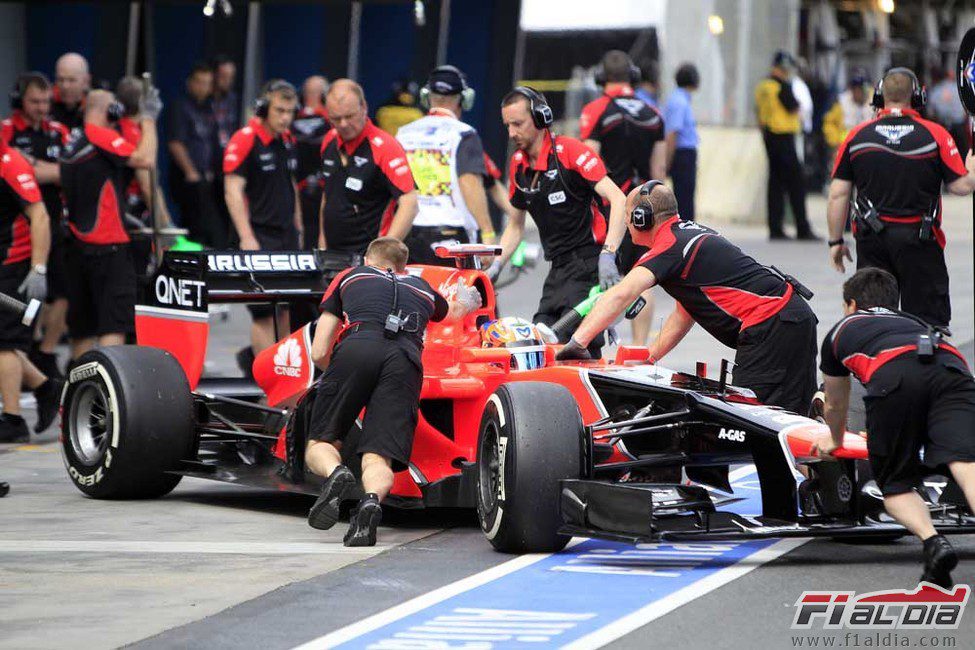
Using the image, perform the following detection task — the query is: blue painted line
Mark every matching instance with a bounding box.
[315,466,803,649]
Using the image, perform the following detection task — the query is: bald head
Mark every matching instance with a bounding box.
[326,79,368,142]
[303,75,329,107]
[626,182,678,240]
[55,52,90,105]
[881,70,914,107]
[84,90,115,125]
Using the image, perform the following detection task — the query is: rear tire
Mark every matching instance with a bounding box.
[476,382,584,553]
[61,346,195,499]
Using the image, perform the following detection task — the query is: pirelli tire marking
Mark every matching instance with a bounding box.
[63,361,121,488]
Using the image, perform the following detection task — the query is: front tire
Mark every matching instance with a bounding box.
[476,382,584,553]
[61,346,195,499]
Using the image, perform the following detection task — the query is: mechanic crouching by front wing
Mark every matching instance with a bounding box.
[558,181,818,413]
[814,268,975,588]
[304,237,480,546]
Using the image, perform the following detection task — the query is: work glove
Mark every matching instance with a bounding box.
[140,86,164,121]
[485,259,503,283]
[18,269,47,302]
[555,337,592,361]
[453,280,482,313]
[598,252,621,290]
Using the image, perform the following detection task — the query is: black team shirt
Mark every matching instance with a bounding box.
[222,117,298,231]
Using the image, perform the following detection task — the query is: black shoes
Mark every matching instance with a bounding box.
[308,465,356,530]
[33,378,64,433]
[344,494,382,547]
[0,414,29,443]
[29,347,64,381]
[921,534,957,588]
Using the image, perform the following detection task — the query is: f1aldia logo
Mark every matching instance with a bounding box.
[793,583,970,630]
[273,338,303,377]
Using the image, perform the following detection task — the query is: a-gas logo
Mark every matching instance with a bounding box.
[273,338,303,377]
[718,427,746,442]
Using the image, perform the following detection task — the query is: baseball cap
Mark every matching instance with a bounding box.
[426,65,466,95]
[773,50,796,69]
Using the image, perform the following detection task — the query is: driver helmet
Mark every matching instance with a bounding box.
[479,317,547,370]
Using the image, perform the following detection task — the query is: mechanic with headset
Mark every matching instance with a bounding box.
[2,72,70,380]
[0,135,61,443]
[814,267,975,589]
[223,80,302,360]
[59,88,160,361]
[318,79,417,256]
[489,86,627,358]
[304,237,480,546]
[559,181,818,414]
[293,75,331,251]
[827,67,975,328]
[396,65,495,265]
[580,50,666,346]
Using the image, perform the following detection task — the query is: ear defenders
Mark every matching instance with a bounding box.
[509,86,553,129]
[107,101,124,122]
[419,65,475,111]
[630,179,664,231]
[10,72,50,111]
[594,60,641,87]
[871,67,926,110]
[254,79,297,118]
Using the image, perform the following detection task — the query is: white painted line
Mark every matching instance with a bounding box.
[728,463,757,483]
[0,540,388,555]
[290,543,583,649]
[560,537,810,649]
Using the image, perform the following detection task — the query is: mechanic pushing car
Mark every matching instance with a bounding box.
[558,181,818,414]
[488,86,627,358]
[814,268,975,588]
[826,67,975,327]
[304,237,481,546]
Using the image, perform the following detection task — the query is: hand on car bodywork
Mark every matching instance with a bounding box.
[555,337,591,361]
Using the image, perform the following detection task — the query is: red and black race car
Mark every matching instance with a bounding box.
[51,248,975,553]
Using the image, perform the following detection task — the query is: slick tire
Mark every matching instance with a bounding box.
[61,346,195,499]
[476,382,584,554]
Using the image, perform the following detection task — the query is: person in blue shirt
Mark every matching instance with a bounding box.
[634,59,659,109]
[663,63,700,221]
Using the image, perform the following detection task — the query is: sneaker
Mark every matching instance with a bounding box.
[0,414,29,443]
[307,465,356,530]
[33,378,64,433]
[921,534,957,588]
[343,495,382,547]
[29,348,64,381]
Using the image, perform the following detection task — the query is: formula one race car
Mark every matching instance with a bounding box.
[54,247,975,553]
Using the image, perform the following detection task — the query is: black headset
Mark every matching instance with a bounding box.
[106,101,124,122]
[594,59,641,87]
[508,86,553,129]
[871,67,927,110]
[10,71,50,111]
[419,65,475,111]
[630,180,665,231]
[254,79,297,118]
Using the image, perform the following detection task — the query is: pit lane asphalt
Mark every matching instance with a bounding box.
[2,196,973,649]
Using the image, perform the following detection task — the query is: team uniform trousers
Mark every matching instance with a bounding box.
[855,224,950,327]
[732,296,818,414]
[63,242,137,337]
[670,148,697,222]
[533,246,604,358]
[310,334,423,471]
[762,131,812,236]
[864,356,975,495]
[0,261,31,351]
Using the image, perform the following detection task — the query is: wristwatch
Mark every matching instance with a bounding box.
[601,244,616,255]
[32,264,47,275]
[827,238,845,247]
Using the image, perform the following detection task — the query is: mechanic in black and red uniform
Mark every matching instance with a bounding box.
[1,72,70,379]
[293,75,331,250]
[560,181,818,413]
[488,87,626,358]
[580,50,666,346]
[827,67,975,328]
[59,88,160,360]
[0,137,62,442]
[223,80,301,360]
[815,267,975,588]
[318,79,417,257]
[304,237,479,546]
